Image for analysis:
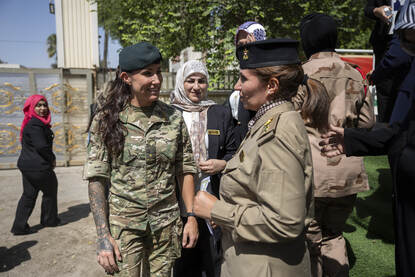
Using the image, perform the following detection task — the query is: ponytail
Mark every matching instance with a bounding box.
[299,77,330,133]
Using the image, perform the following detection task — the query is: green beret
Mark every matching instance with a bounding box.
[119,42,162,72]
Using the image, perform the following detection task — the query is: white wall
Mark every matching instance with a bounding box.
[55,0,99,69]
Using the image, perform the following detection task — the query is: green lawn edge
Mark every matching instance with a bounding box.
[346,156,395,277]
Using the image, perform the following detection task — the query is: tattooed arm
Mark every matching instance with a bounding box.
[88,177,121,274]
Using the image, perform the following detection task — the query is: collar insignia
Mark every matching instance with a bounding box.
[264,118,273,132]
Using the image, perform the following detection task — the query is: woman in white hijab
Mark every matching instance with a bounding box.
[171,60,236,277]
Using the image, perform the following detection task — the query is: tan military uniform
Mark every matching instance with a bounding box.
[294,52,375,277]
[211,102,314,277]
[84,101,196,277]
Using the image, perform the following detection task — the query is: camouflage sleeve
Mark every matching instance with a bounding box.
[175,116,197,176]
[83,116,111,180]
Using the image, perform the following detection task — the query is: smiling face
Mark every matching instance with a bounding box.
[122,63,163,107]
[184,73,208,103]
[34,100,49,117]
[234,69,268,111]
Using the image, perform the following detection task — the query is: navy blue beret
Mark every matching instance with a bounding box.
[119,42,162,72]
[236,39,300,69]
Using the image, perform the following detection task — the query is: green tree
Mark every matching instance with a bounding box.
[93,0,373,87]
[46,33,57,68]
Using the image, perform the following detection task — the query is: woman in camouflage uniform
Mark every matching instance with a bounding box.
[84,42,198,276]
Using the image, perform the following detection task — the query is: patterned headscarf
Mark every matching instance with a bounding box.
[170,60,215,164]
[20,94,51,141]
[235,21,267,45]
[230,21,267,121]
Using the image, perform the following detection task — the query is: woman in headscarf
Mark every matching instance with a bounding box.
[11,94,59,235]
[171,60,236,277]
[227,21,267,147]
[194,39,313,277]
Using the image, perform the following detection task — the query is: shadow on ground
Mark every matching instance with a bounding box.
[58,203,91,225]
[31,203,91,231]
[354,168,394,243]
[345,238,356,269]
[0,240,37,272]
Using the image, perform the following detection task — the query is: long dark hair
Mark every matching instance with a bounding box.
[253,64,330,133]
[87,69,131,159]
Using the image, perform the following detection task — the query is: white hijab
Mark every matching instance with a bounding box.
[170,60,216,166]
[170,60,215,112]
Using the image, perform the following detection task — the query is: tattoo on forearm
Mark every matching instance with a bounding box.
[97,237,113,254]
[88,178,111,251]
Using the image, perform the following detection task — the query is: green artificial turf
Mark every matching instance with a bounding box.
[346,156,396,277]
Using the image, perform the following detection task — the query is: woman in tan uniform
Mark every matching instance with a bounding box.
[193,39,314,276]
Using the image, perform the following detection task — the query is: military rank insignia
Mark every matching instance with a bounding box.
[243,48,249,60]
[263,118,273,132]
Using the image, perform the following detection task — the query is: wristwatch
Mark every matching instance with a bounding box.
[186,212,196,217]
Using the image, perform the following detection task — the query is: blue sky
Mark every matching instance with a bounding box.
[0,0,120,68]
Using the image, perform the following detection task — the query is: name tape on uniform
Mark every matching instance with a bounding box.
[207,129,220,135]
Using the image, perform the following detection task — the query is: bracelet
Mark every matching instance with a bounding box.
[186,212,196,217]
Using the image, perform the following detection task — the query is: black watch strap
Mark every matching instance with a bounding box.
[186,212,196,217]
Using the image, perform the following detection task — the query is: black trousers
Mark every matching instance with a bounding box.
[173,217,222,277]
[393,146,415,277]
[11,169,59,233]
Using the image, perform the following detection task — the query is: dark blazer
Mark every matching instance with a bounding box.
[371,37,413,85]
[371,38,414,123]
[390,61,415,123]
[223,98,256,148]
[206,104,237,197]
[17,117,55,171]
[364,0,393,62]
[233,100,256,148]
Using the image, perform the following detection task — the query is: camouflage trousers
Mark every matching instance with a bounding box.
[306,194,357,277]
[112,220,182,277]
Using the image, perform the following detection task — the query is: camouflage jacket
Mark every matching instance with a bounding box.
[83,101,196,237]
[294,52,375,198]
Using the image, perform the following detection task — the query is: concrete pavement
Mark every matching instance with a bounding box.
[0,166,103,276]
